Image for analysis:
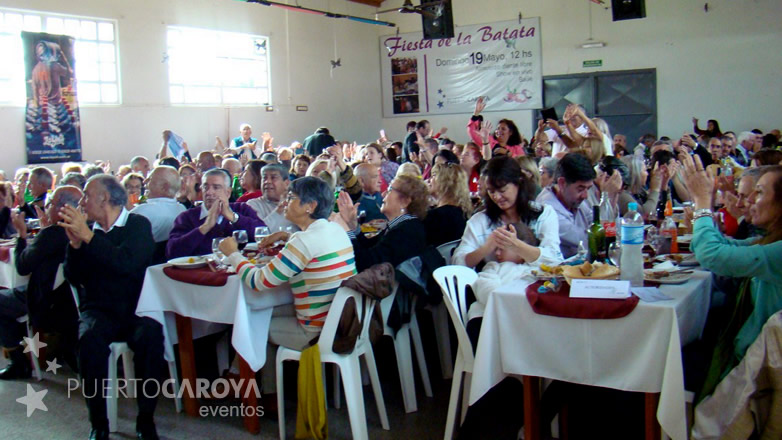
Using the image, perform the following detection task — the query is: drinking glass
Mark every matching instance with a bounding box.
[608,242,621,268]
[211,237,226,269]
[254,226,270,245]
[233,230,248,251]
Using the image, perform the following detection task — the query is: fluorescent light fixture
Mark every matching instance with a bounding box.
[580,41,606,49]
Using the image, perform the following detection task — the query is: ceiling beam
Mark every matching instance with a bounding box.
[347,0,384,7]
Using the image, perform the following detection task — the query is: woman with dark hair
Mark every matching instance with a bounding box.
[433,149,460,166]
[289,154,311,181]
[236,159,266,202]
[334,175,429,271]
[468,97,525,157]
[693,117,723,139]
[176,164,199,209]
[452,156,562,269]
[460,142,486,193]
[385,145,399,164]
[678,156,782,406]
[219,176,356,396]
[750,148,782,167]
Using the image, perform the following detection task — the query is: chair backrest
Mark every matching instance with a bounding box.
[318,286,376,357]
[433,266,478,364]
[436,240,461,265]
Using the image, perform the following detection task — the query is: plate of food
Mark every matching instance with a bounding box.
[644,269,693,284]
[560,261,620,285]
[655,253,698,266]
[167,256,208,269]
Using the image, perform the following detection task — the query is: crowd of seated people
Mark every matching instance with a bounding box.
[0,113,779,439]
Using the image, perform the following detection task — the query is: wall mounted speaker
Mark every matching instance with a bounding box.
[422,0,454,40]
[611,0,646,21]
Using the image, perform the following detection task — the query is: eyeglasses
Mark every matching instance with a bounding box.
[285,193,299,202]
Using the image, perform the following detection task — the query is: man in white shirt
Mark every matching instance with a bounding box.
[247,164,298,232]
[130,166,185,243]
[535,153,596,258]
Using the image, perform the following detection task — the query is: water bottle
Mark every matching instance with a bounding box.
[620,202,644,287]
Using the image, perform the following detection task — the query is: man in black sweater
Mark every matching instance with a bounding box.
[60,175,162,440]
[0,186,81,380]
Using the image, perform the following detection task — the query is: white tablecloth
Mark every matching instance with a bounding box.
[0,246,29,289]
[135,265,294,372]
[470,270,712,440]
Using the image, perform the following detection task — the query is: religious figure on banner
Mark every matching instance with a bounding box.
[22,31,82,164]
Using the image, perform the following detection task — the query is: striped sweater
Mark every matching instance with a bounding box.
[227,219,357,331]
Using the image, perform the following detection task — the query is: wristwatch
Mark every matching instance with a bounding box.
[692,208,713,221]
[229,211,239,224]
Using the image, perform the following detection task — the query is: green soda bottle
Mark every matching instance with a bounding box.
[231,175,243,200]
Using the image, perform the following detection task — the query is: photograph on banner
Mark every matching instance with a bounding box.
[380,18,542,117]
[22,31,82,164]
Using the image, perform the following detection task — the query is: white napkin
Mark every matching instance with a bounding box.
[652,260,676,270]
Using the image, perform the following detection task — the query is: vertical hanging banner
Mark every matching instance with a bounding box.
[380,18,542,117]
[22,31,82,164]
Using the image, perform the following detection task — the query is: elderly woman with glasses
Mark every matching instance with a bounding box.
[333,175,429,271]
[219,176,356,396]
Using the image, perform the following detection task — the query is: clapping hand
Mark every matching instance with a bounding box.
[678,151,714,210]
[200,200,222,234]
[58,205,93,248]
[336,191,359,230]
[10,210,27,239]
[33,205,51,228]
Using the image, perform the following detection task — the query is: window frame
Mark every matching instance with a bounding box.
[166,25,272,107]
[0,7,122,107]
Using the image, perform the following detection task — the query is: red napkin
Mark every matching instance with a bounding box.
[526,280,639,319]
[163,265,234,286]
[0,246,10,264]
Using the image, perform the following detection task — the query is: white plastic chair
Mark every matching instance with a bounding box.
[276,286,389,440]
[16,314,43,381]
[424,239,462,380]
[376,280,433,413]
[433,265,479,440]
[70,283,183,432]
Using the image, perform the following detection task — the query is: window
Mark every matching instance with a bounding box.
[167,26,271,105]
[0,8,120,105]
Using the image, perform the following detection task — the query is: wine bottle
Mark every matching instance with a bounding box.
[588,205,606,263]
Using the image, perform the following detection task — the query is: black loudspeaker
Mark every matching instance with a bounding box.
[611,0,646,21]
[422,0,454,40]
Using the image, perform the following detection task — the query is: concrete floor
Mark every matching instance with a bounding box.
[0,337,464,440]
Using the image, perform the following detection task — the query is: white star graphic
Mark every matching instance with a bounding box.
[16,384,48,417]
[45,358,61,375]
[22,332,47,359]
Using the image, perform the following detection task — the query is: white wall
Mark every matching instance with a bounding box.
[1,0,780,175]
[378,0,782,145]
[0,0,384,174]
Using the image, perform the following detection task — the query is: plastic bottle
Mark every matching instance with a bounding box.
[588,205,606,263]
[660,215,678,254]
[599,192,617,251]
[619,202,644,287]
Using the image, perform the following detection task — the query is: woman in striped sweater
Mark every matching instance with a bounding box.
[219,176,356,394]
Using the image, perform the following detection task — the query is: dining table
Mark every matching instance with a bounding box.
[469,268,712,440]
[0,239,29,289]
[135,261,293,433]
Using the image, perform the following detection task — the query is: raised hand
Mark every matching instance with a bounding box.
[33,205,50,228]
[199,200,221,234]
[336,190,359,230]
[473,96,486,116]
[678,152,714,210]
[479,121,494,143]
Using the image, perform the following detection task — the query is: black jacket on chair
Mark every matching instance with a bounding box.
[351,215,427,273]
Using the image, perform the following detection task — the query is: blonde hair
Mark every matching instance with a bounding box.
[396,162,421,178]
[431,163,472,216]
[391,175,429,219]
[516,156,541,186]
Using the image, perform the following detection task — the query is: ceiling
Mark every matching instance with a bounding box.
[347,0,385,7]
